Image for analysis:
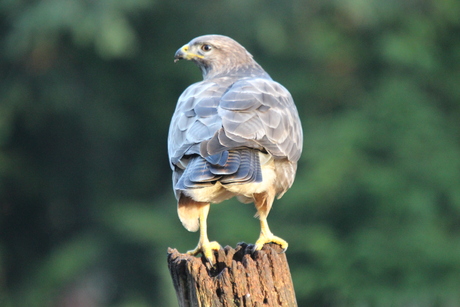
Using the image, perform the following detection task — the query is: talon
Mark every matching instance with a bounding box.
[187,241,221,263]
[254,235,288,252]
[203,241,221,263]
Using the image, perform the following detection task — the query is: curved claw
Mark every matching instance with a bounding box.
[187,241,221,263]
[254,234,288,252]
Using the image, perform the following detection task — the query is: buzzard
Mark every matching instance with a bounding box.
[169,35,303,262]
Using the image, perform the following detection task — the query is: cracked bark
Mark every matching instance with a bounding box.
[167,243,297,307]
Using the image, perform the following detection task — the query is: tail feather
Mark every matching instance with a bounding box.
[208,151,241,175]
[220,149,262,183]
[174,148,263,190]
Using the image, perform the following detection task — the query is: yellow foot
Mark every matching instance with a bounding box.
[254,234,288,252]
[187,241,221,263]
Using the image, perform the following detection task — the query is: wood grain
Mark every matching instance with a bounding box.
[167,243,297,307]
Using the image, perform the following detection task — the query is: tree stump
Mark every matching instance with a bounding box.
[167,243,297,307]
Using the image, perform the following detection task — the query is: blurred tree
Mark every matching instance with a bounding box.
[0,0,459,306]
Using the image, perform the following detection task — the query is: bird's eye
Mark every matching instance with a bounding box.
[201,44,212,52]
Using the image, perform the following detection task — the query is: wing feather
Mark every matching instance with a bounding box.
[168,76,302,195]
[168,80,232,169]
[216,78,303,161]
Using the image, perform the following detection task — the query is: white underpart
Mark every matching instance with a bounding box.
[183,152,276,204]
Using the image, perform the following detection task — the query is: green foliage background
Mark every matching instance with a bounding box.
[1,0,460,306]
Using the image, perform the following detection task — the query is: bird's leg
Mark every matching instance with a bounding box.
[186,204,221,263]
[253,191,288,252]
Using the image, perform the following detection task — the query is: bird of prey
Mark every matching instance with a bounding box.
[169,35,303,262]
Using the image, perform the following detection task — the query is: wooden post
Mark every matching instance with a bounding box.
[167,243,297,307]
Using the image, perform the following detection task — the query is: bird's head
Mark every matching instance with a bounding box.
[174,35,264,80]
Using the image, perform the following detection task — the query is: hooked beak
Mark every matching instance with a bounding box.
[174,44,204,63]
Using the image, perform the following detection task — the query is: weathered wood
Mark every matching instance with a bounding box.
[167,243,297,307]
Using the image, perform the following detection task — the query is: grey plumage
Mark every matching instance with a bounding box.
[169,35,302,252]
